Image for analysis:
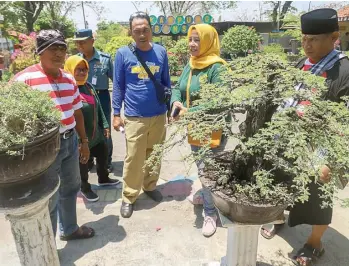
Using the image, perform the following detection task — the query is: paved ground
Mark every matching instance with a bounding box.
[1,122,349,266]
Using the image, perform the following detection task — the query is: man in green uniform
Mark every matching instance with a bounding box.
[74,29,114,172]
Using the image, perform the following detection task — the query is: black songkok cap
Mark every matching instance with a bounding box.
[301,8,339,35]
[36,29,67,55]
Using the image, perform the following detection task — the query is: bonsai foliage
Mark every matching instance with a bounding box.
[147,54,349,207]
[221,25,261,56]
[0,82,60,150]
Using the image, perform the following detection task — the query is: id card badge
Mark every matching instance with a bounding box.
[92,76,97,85]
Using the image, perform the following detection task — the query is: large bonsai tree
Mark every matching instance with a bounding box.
[147,54,349,207]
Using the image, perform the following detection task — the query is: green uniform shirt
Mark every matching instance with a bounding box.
[170,62,223,112]
[78,48,113,91]
[78,83,109,149]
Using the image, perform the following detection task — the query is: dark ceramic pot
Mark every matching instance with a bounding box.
[201,176,288,225]
[0,126,60,185]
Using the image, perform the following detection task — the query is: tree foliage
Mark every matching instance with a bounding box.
[264,1,296,28]
[154,1,236,16]
[94,21,128,52]
[0,1,44,33]
[34,1,76,38]
[104,36,133,58]
[147,54,349,207]
[221,26,261,56]
[168,38,189,76]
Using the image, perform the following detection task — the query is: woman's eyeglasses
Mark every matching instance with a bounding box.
[75,68,88,74]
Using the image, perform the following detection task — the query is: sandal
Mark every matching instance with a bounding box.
[292,244,325,266]
[60,225,95,241]
[260,223,285,239]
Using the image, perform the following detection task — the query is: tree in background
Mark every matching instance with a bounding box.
[264,1,296,29]
[94,21,128,52]
[34,2,77,38]
[104,36,133,58]
[0,1,44,33]
[154,1,236,16]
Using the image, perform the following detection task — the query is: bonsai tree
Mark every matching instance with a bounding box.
[221,25,261,58]
[0,81,60,151]
[147,54,349,210]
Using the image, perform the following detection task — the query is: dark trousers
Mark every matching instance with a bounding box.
[80,141,109,192]
[96,90,113,166]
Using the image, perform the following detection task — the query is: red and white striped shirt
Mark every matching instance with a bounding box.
[14,64,83,133]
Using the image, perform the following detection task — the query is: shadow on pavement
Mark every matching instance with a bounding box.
[277,221,349,265]
[58,215,126,266]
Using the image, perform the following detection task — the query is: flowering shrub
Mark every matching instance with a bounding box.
[10,32,39,74]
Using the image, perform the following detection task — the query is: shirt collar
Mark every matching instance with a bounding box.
[80,48,99,61]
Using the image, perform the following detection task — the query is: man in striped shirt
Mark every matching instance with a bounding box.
[14,30,95,241]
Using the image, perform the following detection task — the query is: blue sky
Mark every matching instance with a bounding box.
[70,1,338,31]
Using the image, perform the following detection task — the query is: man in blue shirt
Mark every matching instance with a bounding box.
[74,29,114,173]
[113,11,171,218]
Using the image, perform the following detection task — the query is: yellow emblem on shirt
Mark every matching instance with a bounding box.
[131,63,160,79]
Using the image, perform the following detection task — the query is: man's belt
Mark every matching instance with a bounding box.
[60,129,75,140]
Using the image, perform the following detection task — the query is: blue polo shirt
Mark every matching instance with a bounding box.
[112,43,171,117]
[78,48,113,91]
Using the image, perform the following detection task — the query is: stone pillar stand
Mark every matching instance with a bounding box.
[5,188,59,266]
[205,211,261,266]
[222,224,260,266]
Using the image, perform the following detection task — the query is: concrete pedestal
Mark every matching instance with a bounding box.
[0,169,60,266]
[206,211,261,266]
[5,194,59,266]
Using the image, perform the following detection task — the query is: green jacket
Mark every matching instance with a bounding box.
[170,62,223,112]
[78,83,109,149]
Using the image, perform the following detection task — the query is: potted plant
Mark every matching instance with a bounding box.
[147,54,349,224]
[0,81,61,207]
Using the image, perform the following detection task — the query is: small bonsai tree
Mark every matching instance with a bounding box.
[147,54,349,208]
[0,82,60,151]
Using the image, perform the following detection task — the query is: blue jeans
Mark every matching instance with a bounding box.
[191,138,227,217]
[96,90,113,167]
[48,131,80,237]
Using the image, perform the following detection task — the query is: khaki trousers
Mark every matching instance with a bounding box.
[122,114,166,204]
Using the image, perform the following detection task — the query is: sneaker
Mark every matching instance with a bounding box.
[187,193,204,205]
[202,215,217,237]
[81,190,99,202]
[98,178,121,186]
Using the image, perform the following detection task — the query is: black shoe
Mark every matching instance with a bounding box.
[144,189,163,202]
[81,190,99,202]
[107,164,113,173]
[120,201,133,218]
[98,178,121,186]
[88,158,95,172]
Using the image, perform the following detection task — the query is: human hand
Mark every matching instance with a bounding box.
[113,116,124,131]
[104,128,110,139]
[319,165,331,184]
[79,142,90,164]
[171,101,187,121]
